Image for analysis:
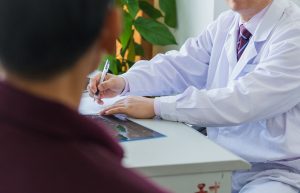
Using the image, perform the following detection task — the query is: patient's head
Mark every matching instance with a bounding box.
[0,0,120,108]
[0,0,118,81]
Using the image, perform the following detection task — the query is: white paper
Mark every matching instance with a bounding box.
[78,93,126,115]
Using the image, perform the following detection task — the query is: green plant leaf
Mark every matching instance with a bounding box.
[127,38,136,62]
[115,0,124,6]
[116,59,123,74]
[139,1,162,20]
[126,60,135,68]
[119,11,133,57]
[111,58,120,75]
[124,0,139,18]
[134,17,177,45]
[159,0,177,28]
[99,55,120,75]
[134,42,144,56]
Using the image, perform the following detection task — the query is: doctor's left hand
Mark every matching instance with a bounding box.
[101,96,155,119]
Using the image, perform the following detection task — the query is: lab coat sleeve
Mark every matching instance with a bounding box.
[120,20,218,97]
[155,25,300,127]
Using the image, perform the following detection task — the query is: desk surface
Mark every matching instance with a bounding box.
[122,118,250,177]
[79,94,250,177]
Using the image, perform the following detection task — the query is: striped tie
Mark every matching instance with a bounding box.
[237,24,252,61]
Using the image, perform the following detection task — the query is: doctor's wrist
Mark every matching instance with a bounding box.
[154,98,162,117]
[119,76,129,96]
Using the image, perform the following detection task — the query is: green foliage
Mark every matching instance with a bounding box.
[134,17,177,45]
[139,1,162,19]
[126,0,139,18]
[159,0,177,28]
[103,0,177,74]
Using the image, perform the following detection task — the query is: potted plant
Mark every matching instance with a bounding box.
[102,0,178,74]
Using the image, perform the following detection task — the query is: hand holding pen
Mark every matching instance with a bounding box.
[95,60,110,96]
[87,60,127,105]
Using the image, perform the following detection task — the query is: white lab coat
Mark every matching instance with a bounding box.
[122,0,300,191]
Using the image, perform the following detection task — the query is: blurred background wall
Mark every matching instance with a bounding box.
[153,0,228,54]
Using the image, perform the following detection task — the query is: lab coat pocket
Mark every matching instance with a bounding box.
[238,63,258,77]
[242,64,257,73]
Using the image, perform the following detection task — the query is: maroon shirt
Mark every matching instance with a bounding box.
[0,81,170,193]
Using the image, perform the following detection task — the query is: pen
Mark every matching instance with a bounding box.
[95,60,110,96]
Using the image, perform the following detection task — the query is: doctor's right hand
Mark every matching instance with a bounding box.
[87,73,126,105]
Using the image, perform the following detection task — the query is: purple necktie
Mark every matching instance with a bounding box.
[237,24,252,61]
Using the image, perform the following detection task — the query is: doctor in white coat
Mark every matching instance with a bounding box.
[88,0,300,192]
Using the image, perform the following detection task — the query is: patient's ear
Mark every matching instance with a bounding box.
[99,7,122,54]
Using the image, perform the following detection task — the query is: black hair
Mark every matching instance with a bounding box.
[0,0,113,80]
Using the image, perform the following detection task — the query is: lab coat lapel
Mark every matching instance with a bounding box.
[230,40,258,81]
[224,16,239,74]
[229,0,288,81]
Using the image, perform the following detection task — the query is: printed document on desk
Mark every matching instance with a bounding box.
[79,93,165,142]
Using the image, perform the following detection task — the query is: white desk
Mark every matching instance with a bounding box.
[79,94,250,193]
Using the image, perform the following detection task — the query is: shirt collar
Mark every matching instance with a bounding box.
[239,2,272,35]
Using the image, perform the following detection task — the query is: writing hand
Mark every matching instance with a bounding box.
[87,73,126,104]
